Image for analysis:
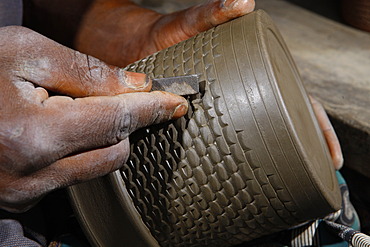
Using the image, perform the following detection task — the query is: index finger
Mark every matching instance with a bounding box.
[1,26,151,97]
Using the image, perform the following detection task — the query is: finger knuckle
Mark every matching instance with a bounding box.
[0,121,53,174]
[113,103,132,141]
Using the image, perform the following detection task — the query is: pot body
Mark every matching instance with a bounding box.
[70,10,341,247]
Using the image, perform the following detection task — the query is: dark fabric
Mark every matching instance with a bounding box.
[0,219,42,247]
[0,190,89,247]
[0,0,23,27]
[0,204,48,247]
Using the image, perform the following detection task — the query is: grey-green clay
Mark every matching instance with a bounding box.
[69,10,341,247]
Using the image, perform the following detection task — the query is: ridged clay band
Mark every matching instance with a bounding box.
[69,10,341,247]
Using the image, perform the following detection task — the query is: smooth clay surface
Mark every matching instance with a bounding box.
[70,10,341,247]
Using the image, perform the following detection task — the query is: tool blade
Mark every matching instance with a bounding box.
[151,75,199,96]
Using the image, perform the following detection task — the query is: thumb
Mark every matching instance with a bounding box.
[0,26,150,97]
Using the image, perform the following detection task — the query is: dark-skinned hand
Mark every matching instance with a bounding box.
[0,26,188,213]
[0,0,343,213]
[75,0,256,67]
[0,0,256,214]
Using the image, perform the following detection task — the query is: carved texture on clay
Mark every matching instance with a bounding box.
[120,11,314,246]
[68,10,341,247]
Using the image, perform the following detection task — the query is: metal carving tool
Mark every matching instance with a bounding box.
[151,75,199,96]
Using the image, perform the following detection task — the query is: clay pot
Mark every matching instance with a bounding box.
[69,10,341,247]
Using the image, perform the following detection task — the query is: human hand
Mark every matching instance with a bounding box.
[75,0,255,67]
[0,26,188,213]
[310,96,344,170]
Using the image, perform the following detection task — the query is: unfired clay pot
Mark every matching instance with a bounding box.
[69,10,341,247]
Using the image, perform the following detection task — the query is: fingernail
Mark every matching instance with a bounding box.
[172,102,188,119]
[125,72,150,89]
[221,0,233,8]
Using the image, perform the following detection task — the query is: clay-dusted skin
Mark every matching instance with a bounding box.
[0,26,187,213]
[70,10,341,247]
